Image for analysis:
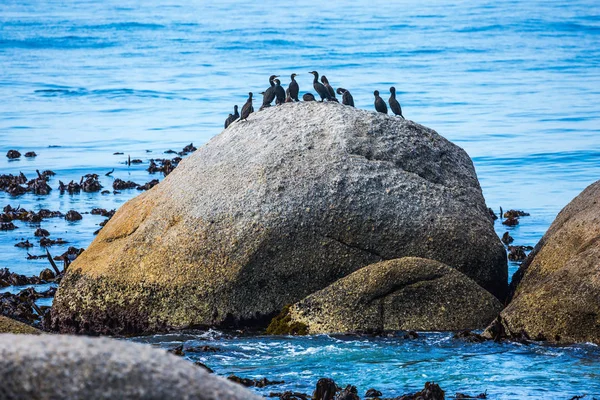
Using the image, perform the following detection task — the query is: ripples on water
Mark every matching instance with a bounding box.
[1,0,599,397]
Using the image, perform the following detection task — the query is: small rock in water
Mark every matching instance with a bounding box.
[181,143,197,154]
[0,222,18,231]
[167,344,184,356]
[456,391,487,399]
[113,152,124,155]
[65,210,82,222]
[39,268,56,281]
[453,330,487,343]
[501,232,514,245]
[24,152,37,158]
[113,178,139,190]
[164,149,177,154]
[130,159,143,164]
[503,209,530,218]
[193,361,213,373]
[313,378,339,400]
[227,375,284,388]
[14,240,34,248]
[507,245,533,261]
[40,237,68,247]
[365,388,382,398]
[269,391,310,400]
[58,180,81,194]
[502,217,519,226]
[487,207,498,221]
[403,330,419,339]
[137,179,160,191]
[6,150,21,159]
[40,170,56,178]
[81,174,102,192]
[335,385,359,400]
[185,345,220,353]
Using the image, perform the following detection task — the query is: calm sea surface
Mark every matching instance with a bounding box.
[1,0,599,397]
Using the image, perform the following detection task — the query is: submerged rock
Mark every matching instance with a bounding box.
[284,257,503,334]
[52,102,506,335]
[0,334,261,399]
[487,180,600,344]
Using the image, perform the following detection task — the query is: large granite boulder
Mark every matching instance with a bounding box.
[281,257,502,334]
[52,101,506,335]
[0,315,41,334]
[487,180,600,344]
[0,334,261,400]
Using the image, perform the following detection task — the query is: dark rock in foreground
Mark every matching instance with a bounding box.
[0,334,261,399]
[284,257,503,334]
[0,316,41,334]
[52,102,506,335]
[486,180,600,344]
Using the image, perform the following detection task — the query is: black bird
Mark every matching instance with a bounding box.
[374,90,387,114]
[288,73,299,101]
[240,92,253,121]
[388,87,404,119]
[261,75,279,109]
[320,76,338,102]
[274,79,286,105]
[303,93,316,101]
[308,71,332,101]
[224,105,239,128]
[336,88,354,107]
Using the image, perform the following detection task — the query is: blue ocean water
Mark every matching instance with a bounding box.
[1,0,599,397]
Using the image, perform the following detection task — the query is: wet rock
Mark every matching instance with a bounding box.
[0,315,42,334]
[194,361,214,373]
[486,180,600,344]
[398,382,445,400]
[186,345,220,353]
[403,331,419,339]
[51,103,507,335]
[58,180,81,194]
[38,209,62,218]
[503,210,529,218]
[0,222,17,230]
[501,232,514,245]
[40,237,68,247]
[65,210,82,221]
[130,159,143,164]
[81,174,103,192]
[502,217,519,226]
[6,150,21,159]
[39,268,56,281]
[455,392,487,399]
[182,143,197,154]
[54,247,84,270]
[167,344,184,356]
[227,375,285,388]
[0,335,263,400]
[335,385,359,400]
[24,152,37,158]
[91,208,115,218]
[113,152,124,155]
[285,258,503,334]
[40,170,55,178]
[136,179,160,191]
[453,330,487,343]
[313,378,339,400]
[15,240,34,248]
[27,173,52,195]
[269,392,310,400]
[164,149,177,154]
[487,208,498,221]
[34,228,50,237]
[147,159,178,175]
[113,178,139,190]
[365,388,383,398]
[507,245,532,261]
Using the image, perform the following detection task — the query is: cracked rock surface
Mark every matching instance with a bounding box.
[52,102,506,335]
[288,257,503,334]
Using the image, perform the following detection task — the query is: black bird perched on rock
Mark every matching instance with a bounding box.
[274,79,286,105]
[336,88,354,107]
[388,86,404,119]
[374,90,387,114]
[303,93,316,101]
[240,92,253,121]
[224,105,239,128]
[320,76,338,102]
[261,75,279,110]
[308,71,333,101]
[288,73,299,101]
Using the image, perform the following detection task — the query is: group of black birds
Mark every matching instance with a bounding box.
[224,71,404,128]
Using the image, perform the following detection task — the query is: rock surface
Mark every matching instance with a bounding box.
[52,101,506,335]
[487,180,600,344]
[0,316,41,334]
[0,334,261,400]
[285,257,503,334]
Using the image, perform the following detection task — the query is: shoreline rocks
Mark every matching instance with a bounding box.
[278,257,503,334]
[0,334,262,399]
[486,180,600,344]
[52,102,506,335]
[0,316,42,334]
